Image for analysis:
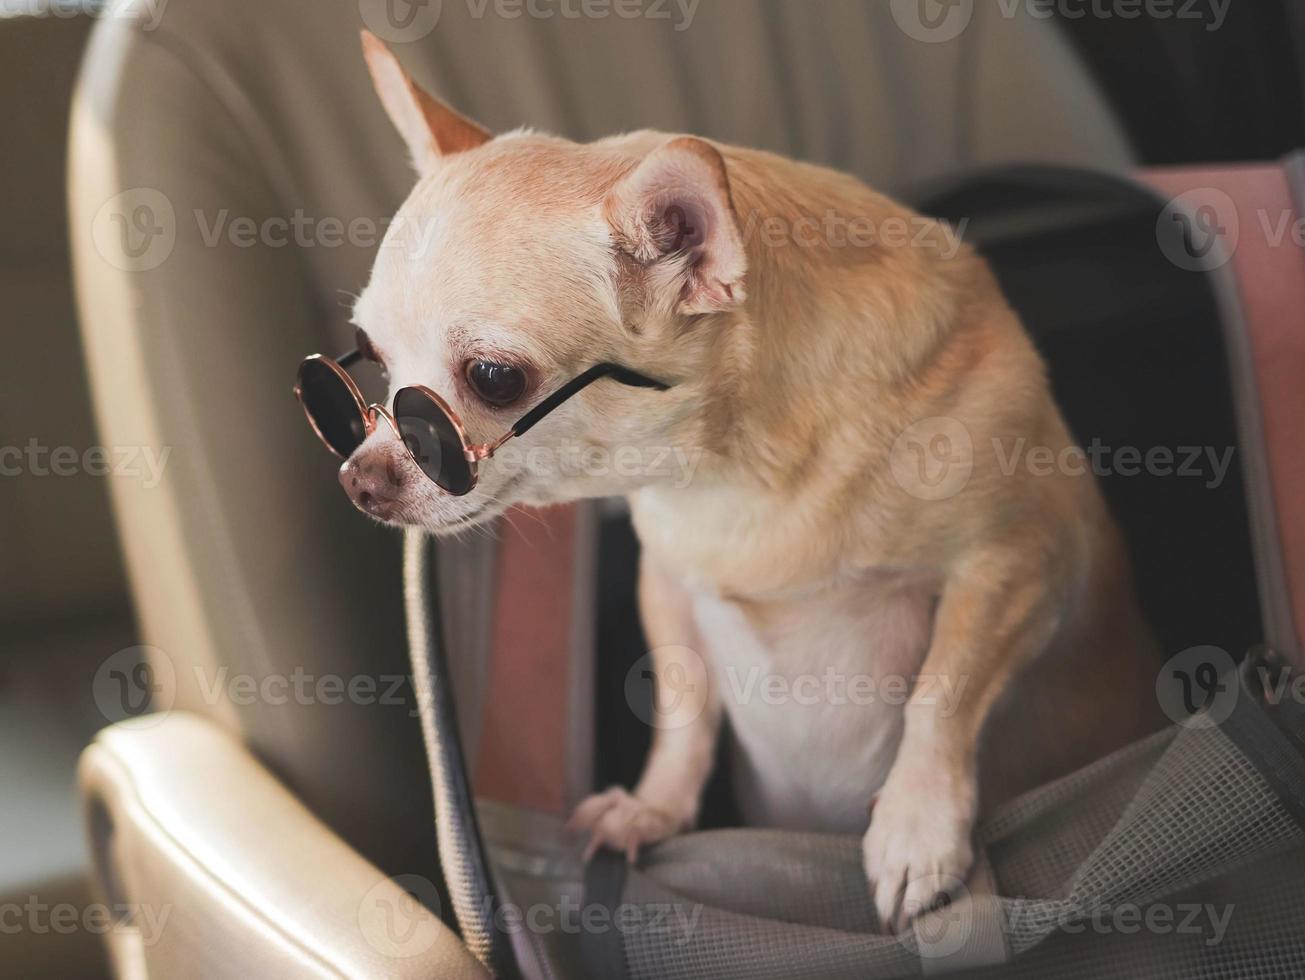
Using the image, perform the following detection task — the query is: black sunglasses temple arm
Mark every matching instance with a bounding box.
[328,350,666,440]
[511,363,670,438]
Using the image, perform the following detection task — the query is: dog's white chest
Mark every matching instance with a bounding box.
[691,576,936,834]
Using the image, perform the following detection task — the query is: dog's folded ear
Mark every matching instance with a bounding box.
[361,30,491,174]
[606,137,747,316]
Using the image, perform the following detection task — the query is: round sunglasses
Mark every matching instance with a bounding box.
[294,350,669,496]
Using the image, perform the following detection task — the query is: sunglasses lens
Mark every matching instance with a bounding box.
[393,387,475,495]
[297,359,367,457]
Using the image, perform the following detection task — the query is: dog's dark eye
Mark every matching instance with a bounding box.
[465,359,527,407]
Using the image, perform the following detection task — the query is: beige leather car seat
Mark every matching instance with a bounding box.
[68,1,1132,974]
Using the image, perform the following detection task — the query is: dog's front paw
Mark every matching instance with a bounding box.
[568,787,689,863]
[862,775,976,934]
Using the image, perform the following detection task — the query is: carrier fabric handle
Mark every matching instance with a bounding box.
[404,529,520,978]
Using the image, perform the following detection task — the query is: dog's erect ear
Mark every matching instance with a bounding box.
[606,137,747,316]
[361,31,490,174]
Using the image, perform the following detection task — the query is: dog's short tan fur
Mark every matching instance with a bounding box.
[353,35,1161,930]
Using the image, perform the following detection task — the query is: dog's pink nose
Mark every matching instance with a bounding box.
[339,453,403,518]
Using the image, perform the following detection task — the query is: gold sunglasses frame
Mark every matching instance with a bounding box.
[294,351,669,496]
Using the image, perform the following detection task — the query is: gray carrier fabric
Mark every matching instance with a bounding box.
[585,673,1305,979]
[405,530,520,978]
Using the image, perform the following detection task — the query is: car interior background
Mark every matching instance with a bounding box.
[1,0,1304,977]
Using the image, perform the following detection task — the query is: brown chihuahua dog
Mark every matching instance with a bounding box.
[335,35,1160,931]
